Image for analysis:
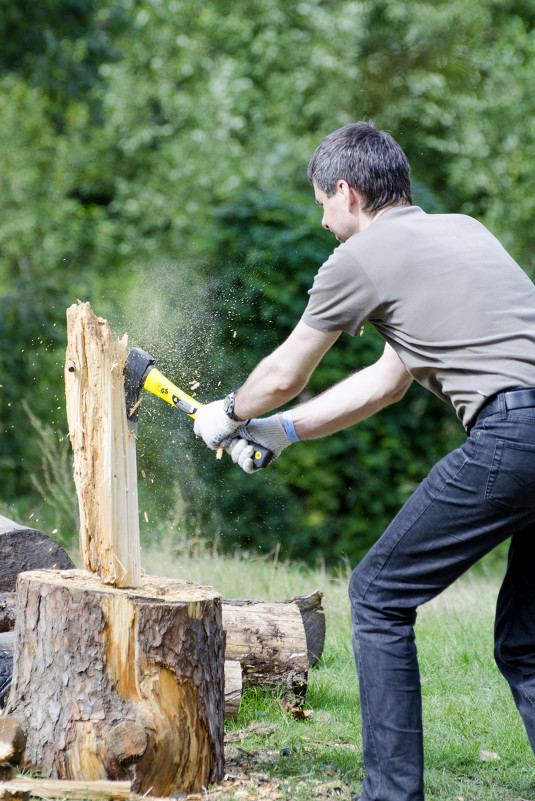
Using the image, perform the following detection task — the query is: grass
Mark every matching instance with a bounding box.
[139,534,535,801]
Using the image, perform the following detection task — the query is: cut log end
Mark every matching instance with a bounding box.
[285,590,326,667]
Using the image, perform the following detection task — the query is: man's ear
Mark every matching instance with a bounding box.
[338,180,361,213]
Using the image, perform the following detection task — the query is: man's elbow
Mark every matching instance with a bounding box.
[274,372,308,400]
[387,375,412,405]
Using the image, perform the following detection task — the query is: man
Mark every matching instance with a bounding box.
[194,121,535,801]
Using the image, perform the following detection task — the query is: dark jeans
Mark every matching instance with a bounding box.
[349,399,535,801]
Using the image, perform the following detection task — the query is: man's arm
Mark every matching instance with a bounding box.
[291,341,412,439]
[224,340,412,473]
[193,321,339,450]
[194,322,411,461]
[233,321,341,419]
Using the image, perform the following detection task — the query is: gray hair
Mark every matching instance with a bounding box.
[307,122,412,213]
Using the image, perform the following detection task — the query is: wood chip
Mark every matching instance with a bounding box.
[480,750,500,761]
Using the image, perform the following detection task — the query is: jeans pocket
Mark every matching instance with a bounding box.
[485,439,535,511]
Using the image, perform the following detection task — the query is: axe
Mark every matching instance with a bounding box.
[123,347,274,470]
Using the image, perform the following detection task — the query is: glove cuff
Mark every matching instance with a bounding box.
[280,410,300,442]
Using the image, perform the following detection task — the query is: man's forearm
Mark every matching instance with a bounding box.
[233,355,306,419]
[288,343,412,440]
[292,366,411,439]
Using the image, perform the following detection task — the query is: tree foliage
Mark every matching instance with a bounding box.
[0,0,534,563]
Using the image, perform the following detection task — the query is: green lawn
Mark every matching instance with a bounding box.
[141,535,535,800]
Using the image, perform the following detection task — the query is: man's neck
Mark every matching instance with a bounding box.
[369,201,410,227]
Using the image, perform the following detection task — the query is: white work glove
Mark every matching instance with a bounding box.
[226,414,294,474]
[193,398,242,449]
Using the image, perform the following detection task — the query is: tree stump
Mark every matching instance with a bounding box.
[5,569,225,796]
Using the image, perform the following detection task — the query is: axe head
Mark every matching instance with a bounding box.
[124,347,156,422]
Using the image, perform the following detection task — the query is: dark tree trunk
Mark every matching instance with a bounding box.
[0,516,74,594]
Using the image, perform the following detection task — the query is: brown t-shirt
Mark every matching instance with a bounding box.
[301,205,535,428]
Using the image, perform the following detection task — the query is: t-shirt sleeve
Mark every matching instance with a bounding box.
[301,244,381,336]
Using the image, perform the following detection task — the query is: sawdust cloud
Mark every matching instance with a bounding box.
[111,259,267,547]
[116,260,217,389]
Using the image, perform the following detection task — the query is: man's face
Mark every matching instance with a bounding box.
[313,181,360,243]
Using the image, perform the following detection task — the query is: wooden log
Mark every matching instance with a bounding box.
[0,783,29,801]
[0,777,132,801]
[5,569,225,797]
[65,302,140,587]
[0,777,178,801]
[221,599,308,699]
[0,516,74,595]
[285,590,325,667]
[223,660,242,720]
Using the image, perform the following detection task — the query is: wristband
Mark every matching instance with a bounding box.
[281,410,300,443]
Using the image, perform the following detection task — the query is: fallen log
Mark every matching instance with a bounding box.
[0,776,186,801]
[0,777,133,801]
[222,599,308,700]
[0,516,74,595]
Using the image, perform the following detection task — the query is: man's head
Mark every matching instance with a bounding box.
[307,121,412,215]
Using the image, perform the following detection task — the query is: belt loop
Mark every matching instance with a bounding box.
[498,391,507,418]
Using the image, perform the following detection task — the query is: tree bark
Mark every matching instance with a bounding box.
[65,302,140,587]
[5,569,225,797]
